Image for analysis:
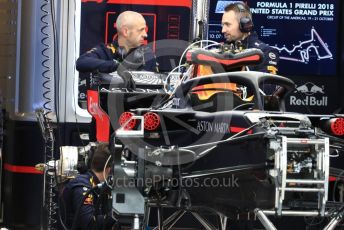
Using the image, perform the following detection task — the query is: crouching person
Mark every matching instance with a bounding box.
[62,143,116,230]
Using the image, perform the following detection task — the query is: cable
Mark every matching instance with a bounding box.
[50,0,59,120]
[40,0,53,117]
[57,186,69,230]
[163,64,188,93]
[202,43,221,50]
[70,186,98,230]
[103,155,112,188]
[154,63,192,109]
[164,66,193,99]
[40,0,61,228]
[151,65,195,110]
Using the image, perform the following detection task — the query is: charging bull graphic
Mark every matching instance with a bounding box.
[295,82,325,95]
[291,82,328,107]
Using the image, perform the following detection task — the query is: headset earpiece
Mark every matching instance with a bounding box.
[235,2,254,33]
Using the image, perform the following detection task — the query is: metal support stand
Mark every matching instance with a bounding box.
[149,206,225,230]
[151,209,187,230]
[218,214,228,230]
[143,205,151,229]
[163,210,187,230]
[255,209,277,230]
[269,136,330,216]
[157,207,164,230]
[257,208,344,230]
[323,218,341,230]
[191,211,218,230]
[323,207,344,230]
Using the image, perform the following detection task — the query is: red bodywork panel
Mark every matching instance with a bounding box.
[87,90,110,142]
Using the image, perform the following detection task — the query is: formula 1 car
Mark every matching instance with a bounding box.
[98,44,344,229]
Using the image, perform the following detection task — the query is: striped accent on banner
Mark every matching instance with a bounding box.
[4,163,43,174]
[104,0,192,8]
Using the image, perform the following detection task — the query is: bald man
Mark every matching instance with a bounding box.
[77,11,158,142]
[76,11,158,75]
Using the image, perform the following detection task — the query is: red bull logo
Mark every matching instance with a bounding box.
[290,96,328,106]
[290,82,328,107]
[294,82,325,95]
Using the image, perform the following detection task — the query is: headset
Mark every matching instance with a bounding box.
[232,2,254,33]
